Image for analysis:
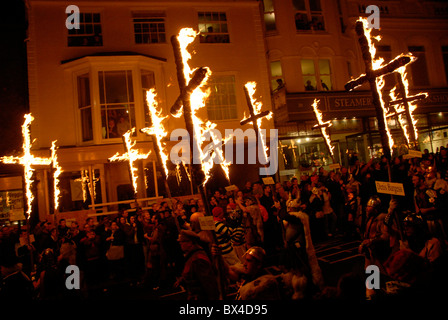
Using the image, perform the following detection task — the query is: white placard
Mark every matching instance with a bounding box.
[375,181,405,196]
[198,216,215,231]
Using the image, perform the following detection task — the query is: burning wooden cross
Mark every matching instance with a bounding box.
[140,89,179,223]
[170,28,211,189]
[0,114,62,218]
[109,128,151,199]
[345,18,415,161]
[170,28,227,298]
[240,81,273,166]
[311,99,335,162]
[387,70,427,150]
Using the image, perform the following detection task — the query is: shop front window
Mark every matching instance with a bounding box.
[279,137,339,172]
[58,169,102,212]
[0,190,25,223]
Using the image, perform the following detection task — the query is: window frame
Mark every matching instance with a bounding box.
[293,0,326,33]
[300,58,333,91]
[65,56,166,146]
[67,11,103,47]
[205,74,238,121]
[131,10,167,45]
[197,11,230,44]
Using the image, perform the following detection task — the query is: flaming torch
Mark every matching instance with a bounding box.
[141,89,180,223]
[240,81,273,170]
[0,114,58,219]
[311,99,335,162]
[50,141,62,211]
[109,128,151,199]
[170,28,212,188]
[345,17,415,162]
[387,66,427,150]
[171,28,231,298]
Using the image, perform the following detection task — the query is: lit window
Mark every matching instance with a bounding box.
[132,11,166,44]
[206,75,237,120]
[270,61,284,90]
[263,0,277,32]
[198,12,230,43]
[293,0,325,32]
[301,59,332,91]
[99,71,135,139]
[77,73,93,142]
[67,13,102,47]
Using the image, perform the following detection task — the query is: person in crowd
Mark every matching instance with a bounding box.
[174,230,220,300]
[0,255,34,301]
[236,196,264,247]
[308,186,325,242]
[212,206,240,266]
[358,196,400,299]
[321,185,336,238]
[412,173,446,240]
[226,203,247,261]
[104,221,125,281]
[259,184,282,257]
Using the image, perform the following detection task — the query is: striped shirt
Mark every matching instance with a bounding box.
[214,221,233,255]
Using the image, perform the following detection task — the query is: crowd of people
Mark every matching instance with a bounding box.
[1,146,448,302]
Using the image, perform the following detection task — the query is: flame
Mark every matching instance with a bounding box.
[75,169,98,203]
[243,81,272,164]
[178,28,228,184]
[358,17,395,154]
[78,170,89,202]
[0,114,54,218]
[392,65,427,145]
[290,139,297,162]
[109,128,151,195]
[312,99,334,157]
[50,141,62,211]
[141,89,169,177]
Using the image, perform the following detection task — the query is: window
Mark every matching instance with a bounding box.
[408,46,430,87]
[68,13,102,47]
[58,169,102,212]
[293,0,325,32]
[206,75,237,120]
[99,70,135,139]
[132,11,166,44]
[198,12,230,43]
[270,61,284,90]
[263,0,277,32]
[318,60,332,91]
[77,73,93,142]
[301,59,332,91]
[442,46,448,84]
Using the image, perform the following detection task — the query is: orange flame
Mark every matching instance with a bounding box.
[358,17,395,153]
[0,114,55,218]
[109,128,151,195]
[141,88,169,178]
[178,27,232,184]
[243,81,272,164]
[50,141,62,211]
[389,65,427,145]
[312,99,334,157]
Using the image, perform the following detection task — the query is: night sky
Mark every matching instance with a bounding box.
[0,1,28,158]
